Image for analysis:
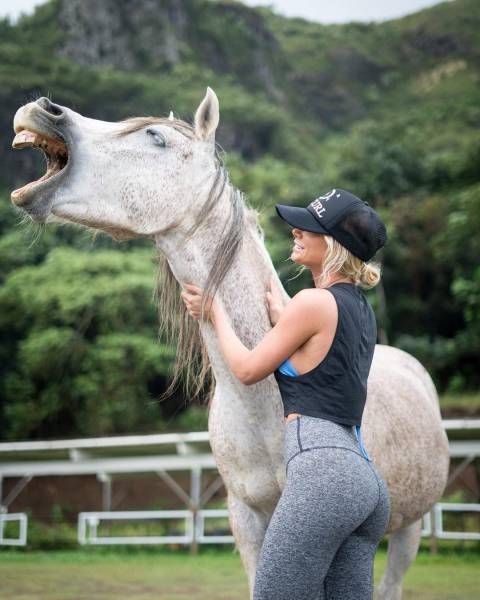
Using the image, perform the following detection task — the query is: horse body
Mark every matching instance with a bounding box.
[11,88,450,599]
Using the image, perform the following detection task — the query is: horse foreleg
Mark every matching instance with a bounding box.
[226,490,278,599]
[377,518,423,600]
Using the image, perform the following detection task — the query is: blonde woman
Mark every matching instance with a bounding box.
[181,189,390,600]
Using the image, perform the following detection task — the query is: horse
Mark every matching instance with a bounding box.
[10,87,450,599]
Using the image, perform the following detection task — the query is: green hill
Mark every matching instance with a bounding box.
[0,0,478,439]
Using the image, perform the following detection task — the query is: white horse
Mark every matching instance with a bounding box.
[11,87,450,599]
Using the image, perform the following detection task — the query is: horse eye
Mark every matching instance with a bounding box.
[146,128,166,147]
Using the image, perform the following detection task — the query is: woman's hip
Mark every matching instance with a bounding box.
[284,414,365,464]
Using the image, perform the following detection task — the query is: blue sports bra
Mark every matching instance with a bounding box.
[279,357,372,461]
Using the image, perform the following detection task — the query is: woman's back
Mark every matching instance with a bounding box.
[274,281,377,427]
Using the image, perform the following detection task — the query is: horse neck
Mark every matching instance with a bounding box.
[153,185,287,394]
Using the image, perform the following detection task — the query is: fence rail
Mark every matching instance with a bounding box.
[78,510,195,545]
[77,509,234,545]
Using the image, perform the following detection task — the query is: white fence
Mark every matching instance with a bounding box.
[427,503,480,541]
[0,419,479,547]
[78,510,195,545]
[0,512,28,546]
[2,503,478,547]
[77,508,234,545]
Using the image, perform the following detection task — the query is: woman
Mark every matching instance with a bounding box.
[181,188,391,600]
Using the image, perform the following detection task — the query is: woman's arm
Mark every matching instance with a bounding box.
[181,283,330,385]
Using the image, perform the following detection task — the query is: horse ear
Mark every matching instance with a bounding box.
[194,87,219,142]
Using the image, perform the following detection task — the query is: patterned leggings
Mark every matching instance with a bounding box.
[253,415,391,600]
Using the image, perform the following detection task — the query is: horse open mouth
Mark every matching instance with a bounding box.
[11,129,69,204]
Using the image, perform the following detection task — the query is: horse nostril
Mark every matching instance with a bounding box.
[36,97,63,117]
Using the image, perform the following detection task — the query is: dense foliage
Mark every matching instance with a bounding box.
[0,0,479,440]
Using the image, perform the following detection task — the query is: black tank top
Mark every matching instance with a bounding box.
[273,282,377,426]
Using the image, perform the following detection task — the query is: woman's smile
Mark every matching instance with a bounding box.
[290,228,329,274]
[292,235,307,259]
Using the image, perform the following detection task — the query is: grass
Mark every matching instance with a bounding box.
[0,548,247,600]
[440,392,480,415]
[0,545,479,599]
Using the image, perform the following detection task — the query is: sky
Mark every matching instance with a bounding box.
[1,0,448,25]
[241,0,447,23]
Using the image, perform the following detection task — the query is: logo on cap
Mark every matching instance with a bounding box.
[309,189,341,219]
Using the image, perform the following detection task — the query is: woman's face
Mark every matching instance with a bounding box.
[290,227,327,268]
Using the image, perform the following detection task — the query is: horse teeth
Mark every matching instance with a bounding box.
[12,130,38,149]
[12,129,67,157]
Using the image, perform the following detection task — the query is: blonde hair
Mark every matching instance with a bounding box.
[302,234,382,289]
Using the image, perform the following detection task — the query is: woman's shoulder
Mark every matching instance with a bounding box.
[290,288,337,320]
[293,287,336,303]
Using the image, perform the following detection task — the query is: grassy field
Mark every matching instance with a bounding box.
[1,546,479,600]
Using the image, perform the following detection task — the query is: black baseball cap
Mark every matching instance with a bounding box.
[275,188,387,262]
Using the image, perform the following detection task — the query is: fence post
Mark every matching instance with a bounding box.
[190,467,202,555]
[429,506,438,554]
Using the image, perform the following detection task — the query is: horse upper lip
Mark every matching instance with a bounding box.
[13,101,67,144]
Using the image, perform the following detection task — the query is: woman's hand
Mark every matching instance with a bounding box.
[181,283,217,323]
[265,275,285,326]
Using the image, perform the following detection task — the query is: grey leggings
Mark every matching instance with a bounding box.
[253,415,391,600]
